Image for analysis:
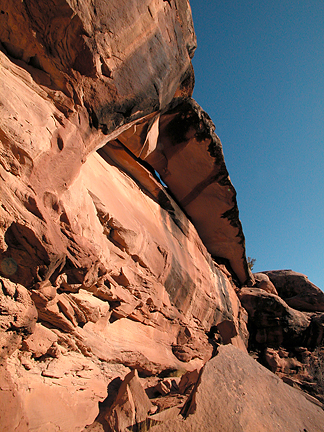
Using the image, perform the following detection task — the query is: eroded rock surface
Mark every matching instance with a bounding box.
[253,272,278,295]
[149,345,324,432]
[241,274,324,404]
[263,270,324,312]
[116,98,251,285]
[0,0,251,429]
[0,0,323,430]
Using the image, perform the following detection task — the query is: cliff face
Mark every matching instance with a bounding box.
[0,1,323,431]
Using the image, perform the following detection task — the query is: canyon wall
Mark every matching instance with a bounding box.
[0,1,323,431]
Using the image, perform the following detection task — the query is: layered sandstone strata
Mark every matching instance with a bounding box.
[0,1,249,429]
[0,1,323,431]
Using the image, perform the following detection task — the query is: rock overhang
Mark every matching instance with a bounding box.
[110,98,252,285]
[5,2,320,430]
[0,0,250,285]
[0,0,196,137]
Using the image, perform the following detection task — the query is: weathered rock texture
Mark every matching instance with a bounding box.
[0,0,323,431]
[240,270,324,404]
[264,270,324,312]
[149,345,324,432]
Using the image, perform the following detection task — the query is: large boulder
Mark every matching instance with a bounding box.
[253,272,278,295]
[263,270,324,312]
[238,287,310,348]
[149,344,324,432]
[104,369,154,432]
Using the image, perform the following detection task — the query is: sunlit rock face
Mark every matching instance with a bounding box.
[148,345,324,432]
[0,0,196,131]
[0,0,250,429]
[1,1,322,431]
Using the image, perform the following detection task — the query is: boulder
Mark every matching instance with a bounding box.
[238,288,310,348]
[263,347,303,374]
[178,368,200,394]
[253,272,278,295]
[149,344,324,432]
[21,323,58,358]
[70,289,110,323]
[263,270,324,312]
[104,369,153,432]
[0,277,37,360]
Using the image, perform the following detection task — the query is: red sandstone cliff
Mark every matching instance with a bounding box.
[0,1,323,431]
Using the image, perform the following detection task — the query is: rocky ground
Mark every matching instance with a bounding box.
[0,0,323,431]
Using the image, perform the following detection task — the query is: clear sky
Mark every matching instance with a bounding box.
[189,0,324,290]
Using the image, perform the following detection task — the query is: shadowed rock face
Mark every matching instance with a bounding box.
[112,98,252,285]
[146,98,250,285]
[240,274,324,404]
[263,270,324,312]
[239,287,311,348]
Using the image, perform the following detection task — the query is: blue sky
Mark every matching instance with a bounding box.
[189,0,324,289]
